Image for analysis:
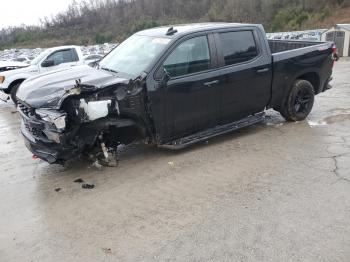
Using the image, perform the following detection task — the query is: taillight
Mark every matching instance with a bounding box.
[332,43,338,67]
[332,43,337,54]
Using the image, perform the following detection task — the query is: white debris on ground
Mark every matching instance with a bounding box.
[307,120,328,127]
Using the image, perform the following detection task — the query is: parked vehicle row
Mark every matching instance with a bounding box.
[0,23,336,166]
[267,29,326,41]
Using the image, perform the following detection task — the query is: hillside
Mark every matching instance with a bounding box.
[304,6,350,28]
[0,0,350,50]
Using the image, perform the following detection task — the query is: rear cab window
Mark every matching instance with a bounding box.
[218,31,259,66]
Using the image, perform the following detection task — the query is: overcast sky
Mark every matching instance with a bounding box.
[0,0,81,29]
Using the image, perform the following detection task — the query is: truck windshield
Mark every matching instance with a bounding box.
[30,49,51,65]
[99,35,171,78]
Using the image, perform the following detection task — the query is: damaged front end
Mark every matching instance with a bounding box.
[19,102,75,164]
[17,67,152,165]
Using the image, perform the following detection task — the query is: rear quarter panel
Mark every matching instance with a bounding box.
[269,43,333,109]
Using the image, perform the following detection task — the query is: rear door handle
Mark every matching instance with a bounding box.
[204,80,219,86]
[257,68,269,74]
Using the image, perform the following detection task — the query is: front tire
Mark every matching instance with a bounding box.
[280,79,315,122]
[10,83,21,106]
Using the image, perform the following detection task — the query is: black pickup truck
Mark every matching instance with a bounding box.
[16,23,335,164]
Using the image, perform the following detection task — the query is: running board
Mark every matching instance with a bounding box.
[159,112,265,150]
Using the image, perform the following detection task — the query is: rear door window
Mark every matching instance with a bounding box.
[219,31,258,66]
[163,36,211,78]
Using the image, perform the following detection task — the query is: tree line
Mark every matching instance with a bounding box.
[0,0,349,49]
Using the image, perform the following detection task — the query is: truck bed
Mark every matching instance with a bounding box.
[268,40,323,54]
[268,39,333,110]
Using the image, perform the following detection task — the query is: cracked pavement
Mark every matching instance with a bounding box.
[0,60,350,262]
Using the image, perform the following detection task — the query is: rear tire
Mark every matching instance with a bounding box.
[10,83,21,106]
[280,79,315,122]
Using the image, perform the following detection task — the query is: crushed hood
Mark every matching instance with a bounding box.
[17,65,129,109]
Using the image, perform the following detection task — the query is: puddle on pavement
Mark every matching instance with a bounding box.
[323,114,350,124]
[308,113,350,127]
[329,108,350,114]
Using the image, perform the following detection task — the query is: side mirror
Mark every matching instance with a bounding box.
[41,60,55,68]
[88,61,98,67]
[160,67,170,86]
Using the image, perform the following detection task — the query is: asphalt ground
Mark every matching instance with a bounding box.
[0,60,349,262]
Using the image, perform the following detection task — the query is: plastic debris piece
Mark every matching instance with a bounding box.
[82,184,95,189]
[74,178,84,183]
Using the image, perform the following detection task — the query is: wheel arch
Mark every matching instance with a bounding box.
[5,78,26,94]
[295,72,320,95]
[273,71,319,112]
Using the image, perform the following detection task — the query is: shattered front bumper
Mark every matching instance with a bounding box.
[21,121,81,164]
[19,107,79,164]
[22,126,60,163]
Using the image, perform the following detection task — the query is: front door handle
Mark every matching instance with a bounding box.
[257,68,269,74]
[204,80,219,86]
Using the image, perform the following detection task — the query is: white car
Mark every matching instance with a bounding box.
[0,45,84,104]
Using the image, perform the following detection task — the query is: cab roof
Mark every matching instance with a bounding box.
[48,45,81,51]
[136,22,259,38]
